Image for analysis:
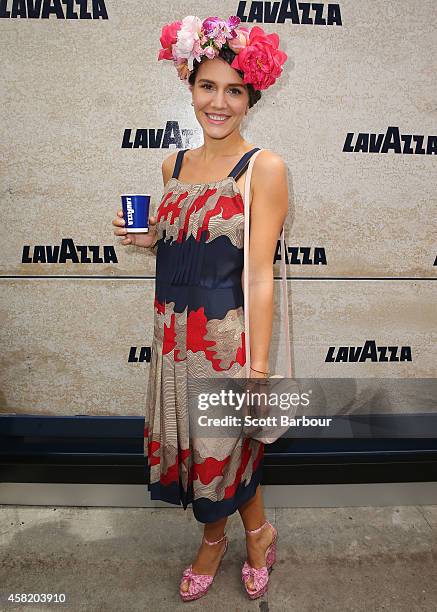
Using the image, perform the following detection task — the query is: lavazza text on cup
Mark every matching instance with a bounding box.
[121,194,151,233]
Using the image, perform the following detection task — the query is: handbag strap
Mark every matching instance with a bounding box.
[243,150,292,378]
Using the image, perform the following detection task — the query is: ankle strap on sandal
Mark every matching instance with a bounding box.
[203,532,227,546]
[245,520,270,535]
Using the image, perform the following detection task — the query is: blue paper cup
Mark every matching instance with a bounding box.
[121,194,151,233]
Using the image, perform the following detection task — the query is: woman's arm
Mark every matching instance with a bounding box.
[244,151,289,375]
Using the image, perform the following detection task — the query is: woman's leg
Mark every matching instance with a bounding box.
[180,515,228,592]
[238,484,275,590]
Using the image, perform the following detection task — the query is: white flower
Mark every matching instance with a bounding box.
[174,15,203,71]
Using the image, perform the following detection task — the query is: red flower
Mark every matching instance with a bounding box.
[230,26,287,90]
[158,21,182,61]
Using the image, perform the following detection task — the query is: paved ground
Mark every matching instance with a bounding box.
[1,504,436,611]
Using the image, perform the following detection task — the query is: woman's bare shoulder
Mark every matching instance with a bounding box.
[252,149,287,190]
[255,149,286,172]
[161,149,181,185]
[162,149,179,171]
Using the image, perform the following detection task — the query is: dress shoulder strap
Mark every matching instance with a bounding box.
[171,149,188,179]
[228,147,261,181]
[171,147,261,181]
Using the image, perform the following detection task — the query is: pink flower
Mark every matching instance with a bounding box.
[202,16,223,37]
[157,21,181,61]
[226,15,241,35]
[174,15,203,70]
[228,27,250,53]
[214,31,227,47]
[202,15,240,44]
[203,46,217,60]
[230,25,287,90]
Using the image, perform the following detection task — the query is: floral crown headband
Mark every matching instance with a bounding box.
[158,15,288,92]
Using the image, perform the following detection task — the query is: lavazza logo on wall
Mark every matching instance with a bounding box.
[235,1,342,25]
[0,0,108,19]
[129,346,152,364]
[22,238,117,263]
[122,122,196,150]
[278,246,327,266]
[344,126,437,155]
[326,340,412,363]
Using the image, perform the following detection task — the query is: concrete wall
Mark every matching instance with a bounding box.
[1,1,435,416]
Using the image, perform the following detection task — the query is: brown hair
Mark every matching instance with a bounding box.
[187,46,262,109]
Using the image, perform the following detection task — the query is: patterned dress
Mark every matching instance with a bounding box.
[144,148,264,524]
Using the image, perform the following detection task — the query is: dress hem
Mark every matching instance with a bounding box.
[146,454,264,524]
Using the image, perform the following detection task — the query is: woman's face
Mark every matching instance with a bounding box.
[190,57,250,137]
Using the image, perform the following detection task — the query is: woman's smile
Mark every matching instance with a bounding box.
[204,112,231,124]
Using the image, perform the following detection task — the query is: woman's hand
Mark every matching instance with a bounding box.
[112,209,158,248]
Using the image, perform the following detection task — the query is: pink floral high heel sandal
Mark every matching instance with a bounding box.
[179,533,229,602]
[241,520,277,599]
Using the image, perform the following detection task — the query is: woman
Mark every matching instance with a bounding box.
[113,15,290,602]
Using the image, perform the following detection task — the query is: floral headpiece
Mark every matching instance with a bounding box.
[158,15,288,91]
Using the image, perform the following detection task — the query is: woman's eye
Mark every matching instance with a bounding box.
[201,84,241,95]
